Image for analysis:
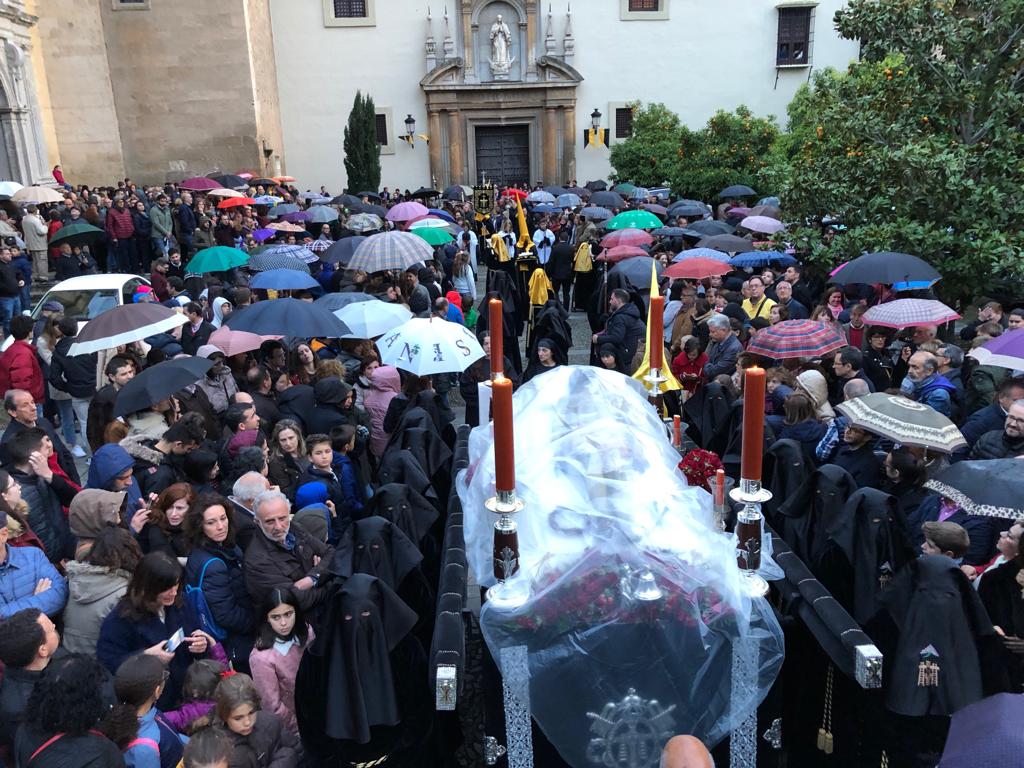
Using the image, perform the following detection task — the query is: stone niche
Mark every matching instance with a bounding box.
[473,0,524,83]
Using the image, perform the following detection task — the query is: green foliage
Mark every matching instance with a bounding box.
[343,91,381,193]
[608,102,683,187]
[778,0,1024,299]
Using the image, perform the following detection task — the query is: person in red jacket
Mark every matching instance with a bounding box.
[0,315,44,405]
[104,196,136,273]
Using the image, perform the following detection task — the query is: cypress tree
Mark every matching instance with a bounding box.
[343,91,381,193]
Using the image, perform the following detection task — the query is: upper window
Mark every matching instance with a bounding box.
[375,108,395,156]
[323,0,376,27]
[375,113,389,146]
[628,0,660,10]
[620,0,669,20]
[615,107,634,140]
[111,0,150,9]
[777,6,812,66]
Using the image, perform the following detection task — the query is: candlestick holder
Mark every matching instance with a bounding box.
[729,478,771,597]
[485,489,530,609]
[644,367,668,413]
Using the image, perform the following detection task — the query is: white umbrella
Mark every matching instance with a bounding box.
[408,217,451,229]
[335,300,413,339]
[206,188,244,198]
[0,181,23,198]
[376,317,484,375]
[12,185,63,204]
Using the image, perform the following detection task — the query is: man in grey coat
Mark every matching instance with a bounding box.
[703,314,743,380]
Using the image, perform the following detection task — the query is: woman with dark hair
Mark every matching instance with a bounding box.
[778,392,828,463]
[64,526,142,655]
[522,338,564,383]
[0,467,45,552]
[13,654,124,768]
[670,336,708,397]
[288,343,317,386]
[184,449,221,495]
[249,588,313,734]
[183,495,256,672]
[97,551,215,708]
[136,485,192,562]
[882,447,929,523]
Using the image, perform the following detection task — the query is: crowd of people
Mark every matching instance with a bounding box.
[0,167,1015,767]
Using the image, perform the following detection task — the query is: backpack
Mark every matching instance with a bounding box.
[184,557,228,641]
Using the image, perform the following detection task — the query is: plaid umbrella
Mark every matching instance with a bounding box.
[68,303,188,355]
[739,215,785,234]
[968,329,1024,370]
[348,231,434,273]
[347,213,384,233]
[605,210,663,231]
[662,257,732,280]
[836,393,966,453]
[319,236,366,266]
[697,234,753,253]
[247,253,311,273]
[601,228,653,249]
[186,246,250,274]
[386,201,429,222]
[925,460,1024,519]
[862,299,960,329]
[305,239,333,255]
[595,245,649,263]
[672,248,731,263]
[746,320,846,360]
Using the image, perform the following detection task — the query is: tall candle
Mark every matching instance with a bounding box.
[489,298,504,378]
[740,366,766,481]
[714,469,726,508]
[649,295,664,371]
[672,415,681,447]
[492,377,515,492]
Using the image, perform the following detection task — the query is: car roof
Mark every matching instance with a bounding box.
[44,274,152,291]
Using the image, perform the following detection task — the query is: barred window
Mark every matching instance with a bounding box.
[777,7,812,66]
[615,107,634,139]
[375,113,388,146]
[628,0,660,10]
[333,0,367,17]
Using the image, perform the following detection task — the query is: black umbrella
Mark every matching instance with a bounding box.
[207,174,246,189]
[357,191,382,201]
[829,251,941,288]
[585,180,608,191]
[697,234,754,253]
[224,297,352,337]
[566,186,591,199]
[719,184,756,198]
[251,178,277,187]
[667,203,710,219]
[48,220,105,248]
[544,186,568,197]
[441,185,467,202]
[352,202,388,218]
[409,187,439,200]
[313,292,376,313]
[608,256,663,289]
[687,220,735,236]
[114,357,213,418]
[652,227,688,237]
[589,191,626,208]
[924,459,1024,519]
[319,236,366,266]
[332,194,364,208]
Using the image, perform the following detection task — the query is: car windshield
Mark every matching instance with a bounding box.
[36,290,119,321]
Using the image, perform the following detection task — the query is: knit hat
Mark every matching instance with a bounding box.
[293,505,330,543]
[196,344,223,359]
[227,429,260,458]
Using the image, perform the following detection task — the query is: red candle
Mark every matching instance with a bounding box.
[713,469,726,507]
[649,295,664,370]
[740,366,766,481]
[672,415,681,447]
[492,377,515,492]
[489,298,503,378]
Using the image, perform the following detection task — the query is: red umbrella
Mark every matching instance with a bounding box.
[503,188,528,200]
[662,257,732,280]
[179,176,221,192]
[596,245,649,263]
[600,228,653,249]
[746,320,846,360]
[217,197,256,209]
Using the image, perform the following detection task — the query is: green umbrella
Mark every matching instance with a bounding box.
[604,210,663,231]
[186,246,250,274]
[412,227,454,246]
[48,220,104,248]
[613,183,637,195]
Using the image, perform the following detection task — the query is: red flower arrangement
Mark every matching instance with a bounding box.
[678,449,724,492]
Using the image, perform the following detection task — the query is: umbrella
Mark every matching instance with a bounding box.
[662,258,732,280]
[349,231,434,273]
[589,191,627,208]
[346,213,384,233]
[686,220,734,236]
[208,188,246,199]
[613,183,636,195]
[250,178,277,187]
[605,210,663,231]
[314,292,375,313]
[274,176,296,183]
[0,180,23,198]
[608,256,664,287]
[208,326,277,357]
[12,186,63,204]
[728,250,797,268]
[557,193,583,208]
[207,174,246,188]
[376,317,484,375]
[267,221,307,233]
[321,236,370,266]
[724,207,752,219]
[225,298,351,337]
[247,253,310,273]
[249,269,320,291]
[442,185,469,201]
[179,177,222,192]
[305,239,332,255]
[668,200,711,218]
[595,245,649,263]
[581,206,613,221]
[939,692,1024,768]
[269,203,299,217]
[632,188,652,201]
[409,187,439,200]
[836,393,966,453]
[279,210,311,223]
[426,208,456,223]
[642,204,669,216]
[113,357,214,418]
[217,197,255,209]
[861,299,960,329]
[254,244,309,261]
[566,186,590,199]
[252,228,276,243]
[336,301,413,339]
[697,234,754,253]
[185,246,249,274]
[300,193,332,205]
[750,204,782,219]
[386,201,430,222]
[739,216,785,234]
[925,460,1024,519]
[503,188,528,200]
[412,228,453,246]
[68,303,188,355]
[356,191,382,201]
[830,251,942,289]
[601,228,653,249]
[968,329,1024,370]
[746,320,847,361]
[719,184,756,198]
[544,186,568,197]
[533,203,558,214]
[526,191,556,204]
[353,202,388,217]
[48,221,104,248]
[652,227,688,237]
[585,180,608,191]
[673,248,731,263]
[409,217,450,230]
[332,194,364,208]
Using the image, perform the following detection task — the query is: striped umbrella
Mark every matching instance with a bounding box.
[600,228,653,249]
[837,393,966,453]
[67,303,188,355]
[247,253,311,273]
[305,239,333,255]
[746,320,846,360]
[348,231,434,273]
[673,248,731,264]
[862,299,960,329]
[557,193,582,208]
[385,201,429,223]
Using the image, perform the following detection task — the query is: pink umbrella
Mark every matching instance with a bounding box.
[739,215,785,235]
[209,326,280,357]
[862,299,960,329]
[600,228,653,249]
[386,201,429,222]
[179,176,221,192]
[747,320,846,360]
[595,245,649,263]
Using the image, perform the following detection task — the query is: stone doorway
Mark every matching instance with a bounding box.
[474,124,529,187]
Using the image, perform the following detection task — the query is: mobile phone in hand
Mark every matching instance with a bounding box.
[166,628,185,653]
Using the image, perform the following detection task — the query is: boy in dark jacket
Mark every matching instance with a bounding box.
[48,317,97,458]
[296,434,349,530]
[330,424,365,516]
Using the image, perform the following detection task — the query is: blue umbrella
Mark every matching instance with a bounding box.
[320,236,366,266]
[253,195,282,206]
[314,292,376,313]
[306,205,340,224]
[728,250,797,268]
[556,193,582,208]
[249,269,320,291]
[652,227,688,237]
[533,203,558,214]
[526,190,556,204]
[581,206,612,221]
[427,208,456,223]
[224,298,351,338]
[673,248,731,264]
[269,203,299,218]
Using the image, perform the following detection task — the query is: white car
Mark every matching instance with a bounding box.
[28,273,153,323]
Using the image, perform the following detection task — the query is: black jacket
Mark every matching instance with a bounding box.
[1,417,80,485]
[595,302,645,373]
[49,337,98,399]
[10,468,77,562]
[970,429,1024,460]
[833,442,883,489]
[184,542,256,669]
[180,320,215,356]
[546,242,575,281]
[243,525,331,611]
[251,391,281,430]
[0,261,19,297]
[222,711,301,768]
[15,727,124,768]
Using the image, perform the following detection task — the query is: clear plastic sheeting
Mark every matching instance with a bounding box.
[457,367,784,762]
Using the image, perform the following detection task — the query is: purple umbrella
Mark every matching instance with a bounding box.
[968,329,1024,370]
[280,210,312,223]
[386,201,429,223]
[739,215,785,234]
[252,228,276,243]
[179,177,221,192]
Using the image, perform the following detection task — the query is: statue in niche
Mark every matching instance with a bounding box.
[489,14,514,78]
